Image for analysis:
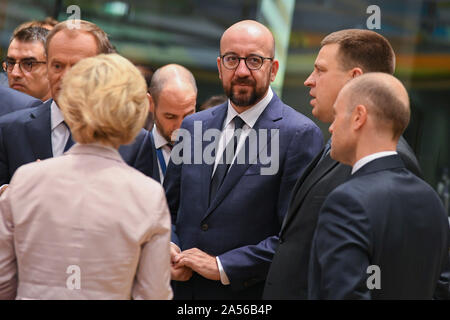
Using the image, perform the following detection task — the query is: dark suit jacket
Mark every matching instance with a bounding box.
[263,136,425,299]
[307,155,449,299]
[164,93,324,299]
[0,100,158,184]
[0,86,41,117]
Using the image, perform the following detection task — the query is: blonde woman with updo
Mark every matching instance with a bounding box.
[0,54,172,300]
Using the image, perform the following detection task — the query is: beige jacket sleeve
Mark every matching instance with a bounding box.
[0,187,18,300]
[132,186,173,300]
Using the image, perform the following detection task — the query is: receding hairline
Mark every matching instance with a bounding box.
[340,73,410,138]
[149,64,197,104]
[45,20,114,56]
[345,73,408,104]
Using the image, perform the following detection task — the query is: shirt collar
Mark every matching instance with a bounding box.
[352,151,398,174]
[224,86,273,129]
[152,125,169,149]
[51,100,65,131]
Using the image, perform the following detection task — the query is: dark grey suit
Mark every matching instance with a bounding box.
[308,155,449,299]
[263,136,429,299]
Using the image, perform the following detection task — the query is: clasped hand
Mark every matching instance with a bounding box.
[170,244,220,282]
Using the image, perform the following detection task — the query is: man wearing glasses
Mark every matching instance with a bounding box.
[164,20,323,299]
[3,26,51,101]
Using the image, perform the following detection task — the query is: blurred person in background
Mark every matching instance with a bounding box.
[148,64,197,183]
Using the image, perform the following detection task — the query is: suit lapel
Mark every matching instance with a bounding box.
[24,101,53,160]
[148,131,161,183]
[203,95,282,221]
[280,152,339,236]
[200,103,228,213]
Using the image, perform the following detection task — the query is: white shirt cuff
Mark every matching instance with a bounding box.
[216,256,230,285]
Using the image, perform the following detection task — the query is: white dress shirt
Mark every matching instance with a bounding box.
[351,151,398,175]
[212,87,273,175]
[51,101,70,157]
[152,126,172,183]
[214,87,273,285]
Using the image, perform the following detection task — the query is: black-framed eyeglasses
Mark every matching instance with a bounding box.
[2,59,46,73]
[220,53,273,70]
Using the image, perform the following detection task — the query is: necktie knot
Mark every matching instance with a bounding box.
[233,116,245,131]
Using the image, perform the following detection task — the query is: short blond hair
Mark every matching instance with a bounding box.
[58,54,149,147]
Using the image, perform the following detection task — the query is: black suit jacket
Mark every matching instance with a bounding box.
[0,86,41,117]
[0,100,158,184]
[307,155,449,299]
[263,136,426,299]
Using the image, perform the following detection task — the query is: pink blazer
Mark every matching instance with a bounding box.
[0,143,172,300]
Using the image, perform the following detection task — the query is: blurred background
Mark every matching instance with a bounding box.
[0,0,449,214]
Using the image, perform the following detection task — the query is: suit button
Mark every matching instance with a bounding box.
[201,223,208,231]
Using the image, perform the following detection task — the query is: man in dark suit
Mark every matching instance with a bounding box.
[0,86,41,116]
[308,73,449,299]
[0,20,157,191]
[264,29,423,299]
[148,64,197,183]
[164,20,323,299]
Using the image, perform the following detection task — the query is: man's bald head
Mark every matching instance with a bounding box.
[149,64,197,104]
[340,72,410,139]
[148,64,197,143]
[217,20,278,110]
[220,20,275,57]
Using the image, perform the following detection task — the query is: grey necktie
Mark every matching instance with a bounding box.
[319,139,332,162]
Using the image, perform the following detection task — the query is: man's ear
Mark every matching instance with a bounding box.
[352,104,367,131]
[350,67,363,78]
[270,59,279,82]
[217,56,223,80]
[147,93,155,113]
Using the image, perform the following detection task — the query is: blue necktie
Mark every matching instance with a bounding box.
[63,121,74,152]
[210,116,245,203]
[156,147,167,176]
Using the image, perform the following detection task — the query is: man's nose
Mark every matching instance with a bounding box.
[304,72,315,87]
[10,63,23,77]
[235,58,251,77]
